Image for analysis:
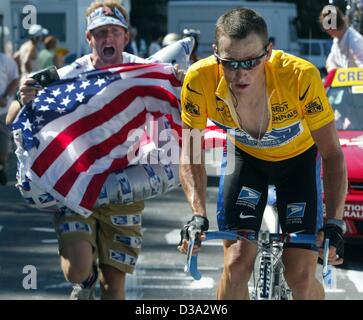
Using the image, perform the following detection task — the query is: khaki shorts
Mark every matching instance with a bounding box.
[53,201,144,274]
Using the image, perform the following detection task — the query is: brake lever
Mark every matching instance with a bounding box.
[322,238,333,288]
[184,226,199,273]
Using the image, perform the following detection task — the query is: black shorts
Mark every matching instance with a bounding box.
[216,143,323,250]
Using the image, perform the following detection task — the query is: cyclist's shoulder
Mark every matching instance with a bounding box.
[268,50,319,80]
[186,55,219,78]
[184,56,220,95]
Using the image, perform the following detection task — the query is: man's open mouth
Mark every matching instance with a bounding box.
[103,46,115,57]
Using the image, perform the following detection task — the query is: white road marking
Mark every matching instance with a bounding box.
[128,276,215,290]
[139,265,220,271]
[132,275,195,280]
[41,239,58,244]
[44,282,72,289]
[31,228,55,233]
[324,288,346,293]
[165,229,225,246]
[45,282,100,290]
[346,270,363,293]
[165,229,180,244]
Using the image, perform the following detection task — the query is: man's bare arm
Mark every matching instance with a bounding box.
[311,120,347,220]
[6,100,22,125]
[179,122,207,217]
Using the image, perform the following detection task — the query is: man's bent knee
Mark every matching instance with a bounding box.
[60,240,94,283]
[283,248,320,299]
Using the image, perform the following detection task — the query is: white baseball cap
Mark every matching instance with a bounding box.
[87,6,128,31]
[28,24,46,37]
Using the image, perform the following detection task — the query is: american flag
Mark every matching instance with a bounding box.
[10,63,182,216]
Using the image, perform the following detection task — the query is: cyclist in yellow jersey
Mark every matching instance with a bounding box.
[178,8,347,300]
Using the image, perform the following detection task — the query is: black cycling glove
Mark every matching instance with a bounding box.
[320,223,345,260]
[179,215,209,246]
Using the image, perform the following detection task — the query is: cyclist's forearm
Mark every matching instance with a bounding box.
[180,163,207,216]
[322,154,347,220]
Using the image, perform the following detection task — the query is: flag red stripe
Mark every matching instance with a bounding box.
[79,156,130,210]
[32,86,179,177]
[53,111,145,196]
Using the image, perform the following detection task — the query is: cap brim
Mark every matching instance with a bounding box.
[87,16,128,31]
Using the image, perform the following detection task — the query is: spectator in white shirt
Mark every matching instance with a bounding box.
[320,5,363,72]
[0,53,19,185]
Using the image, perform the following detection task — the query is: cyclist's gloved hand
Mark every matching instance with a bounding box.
[320,223,345,261]
[179,215,209,246]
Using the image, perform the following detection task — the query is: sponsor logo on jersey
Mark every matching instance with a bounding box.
[212,120,303,148]
[237,186,261,207]
[272,102,298,123]
[239,212,256,220]
[184,99,200,115]
[287,203,306,218]
[216,98,233,123]
[305,97,324,114]
[299,84,311,101]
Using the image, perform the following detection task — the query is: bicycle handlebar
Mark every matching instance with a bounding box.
[185,230,319,281]
[204,230,316,244]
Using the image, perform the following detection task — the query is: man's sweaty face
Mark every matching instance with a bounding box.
[89,25,129,67]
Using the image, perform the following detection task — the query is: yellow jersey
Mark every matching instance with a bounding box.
[181,50,335,161]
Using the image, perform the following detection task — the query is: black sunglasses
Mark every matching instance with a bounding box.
[214,44,269,71]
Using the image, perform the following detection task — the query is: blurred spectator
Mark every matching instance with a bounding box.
[148,31,162,56]
[320,5,363,71]
[161,33,181,48]
[38,35,69,69]
[126,26,147,58]
[55,47,70,68]
[38,35,58,69]
[13,24,48,84]
[181,28,200,64]
[0,53,19,185]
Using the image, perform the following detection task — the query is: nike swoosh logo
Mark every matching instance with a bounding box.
[187,83,201,95]
[299,84,311,101]
[239,213,256,220]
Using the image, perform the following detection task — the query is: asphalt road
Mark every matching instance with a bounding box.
[1,154,363,300]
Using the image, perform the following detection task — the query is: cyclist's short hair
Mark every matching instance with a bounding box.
[215,8,268,49]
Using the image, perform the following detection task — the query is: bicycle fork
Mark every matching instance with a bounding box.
[255,244,291,300]
[256,249,274,300]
